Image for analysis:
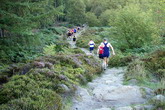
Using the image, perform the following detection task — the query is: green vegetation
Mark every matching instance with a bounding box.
[0,48,102,109]
[0,0,165,109]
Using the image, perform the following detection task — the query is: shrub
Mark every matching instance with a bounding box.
[145,50,165,72]
[0,89,62,110]
[76,35,102,48]
[0,75,39,104]
[124,59,149,81]
[85,12,101,27]
[109,4,160,50]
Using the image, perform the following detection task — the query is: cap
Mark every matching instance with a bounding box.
[104,38,107,41]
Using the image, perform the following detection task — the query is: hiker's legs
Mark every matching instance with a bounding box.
[89,47,94,53]
[103,57,107,69]
[106,57,109,67]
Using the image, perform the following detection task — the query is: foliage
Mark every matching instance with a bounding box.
[85,12,101,27]
[0,26,67,64]
[124,59,149,81]
[0,47,102,109]
[109,52,136,67]
[66,0,86,25]
[109,4,160,50]
[0,0,63,36]
[99,9,117,26]
[76,35,102,48]
[0,87,62,110]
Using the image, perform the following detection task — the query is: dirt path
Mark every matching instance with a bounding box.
[71,68,147,110]
[68,26,87,49]
[67,27,151,110]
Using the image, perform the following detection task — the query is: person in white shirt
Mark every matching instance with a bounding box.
[100,38,115,70]
[88,39,95,53]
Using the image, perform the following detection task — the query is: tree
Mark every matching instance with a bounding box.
[0,0,63,36]
[99,9,118,26]
[109,4,160,50]
[85,12,100,27]
[66,0,86,25]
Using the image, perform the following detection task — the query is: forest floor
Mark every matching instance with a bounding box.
[67,27,153,110]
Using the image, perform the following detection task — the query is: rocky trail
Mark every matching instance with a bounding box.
[71,68,152,110]
[67,27,153,110]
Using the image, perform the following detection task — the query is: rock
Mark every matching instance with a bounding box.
[128,79,138,85]
[58,75,68,81]
[152,95,165,103]
[133,105,144,110]
[78,74,87,84]
[116,106,133,110]
[143,105,154,110]
[58,84,70,93]
[140,87,154,99]
[34,61,45,68]
[46,71,55,77]
[45,62,53,69]
[95,108,111,110]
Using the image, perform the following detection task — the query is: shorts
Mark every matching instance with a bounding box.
[99,54,103,59]
[73,38,76,41]
[102,53,110,58]
[89,47,94,51]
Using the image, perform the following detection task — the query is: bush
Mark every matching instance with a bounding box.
[85,12,101,27]
[109,51,137,67]
[0,89,62,110]
[109,4,160,50]
[76,35,102,48]
[0,75,39,104]
[48,27,67,35]
[124,59,149,81]
[145,50,165,72]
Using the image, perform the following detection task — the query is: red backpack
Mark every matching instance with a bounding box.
[99,46,104,54]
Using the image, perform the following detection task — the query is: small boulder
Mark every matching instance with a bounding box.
[45,62,53,69]
[78,74,87,84]
[133,105,144,110]
[95,108,112,110]
[34,61,45,68]
[116,106,133,110]
[143,105,154,110]
[152,95,165,103]
[57,84,70,93]
[58,75,68,81]
[129,79,138,85]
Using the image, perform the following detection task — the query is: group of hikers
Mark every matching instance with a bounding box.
[67,25,115,70]
[88,38,115,70]
[67,26,81,42]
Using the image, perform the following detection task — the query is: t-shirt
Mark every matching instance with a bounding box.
[89,41,95,47]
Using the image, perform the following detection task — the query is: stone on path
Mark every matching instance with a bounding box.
[72,68,148,110]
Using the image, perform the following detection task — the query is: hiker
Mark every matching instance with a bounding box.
[88,39,95,53]
[73,36,76,42]
[71,29,74,35]
[77,27,80,30]
[67,30,72,40]
[97,44,104,59]
[100,38,115,70]
[74,28,77,33]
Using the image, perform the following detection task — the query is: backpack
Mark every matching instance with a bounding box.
[99,46,103,54]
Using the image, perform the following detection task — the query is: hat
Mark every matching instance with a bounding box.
[104,38,107,41]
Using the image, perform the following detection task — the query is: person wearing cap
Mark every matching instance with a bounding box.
[100,38,115,70]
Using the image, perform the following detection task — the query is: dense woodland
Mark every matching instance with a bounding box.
[0,0,165,109]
